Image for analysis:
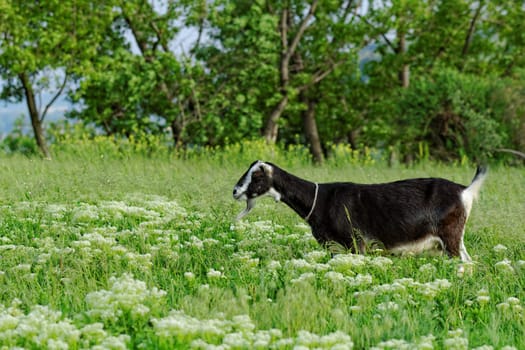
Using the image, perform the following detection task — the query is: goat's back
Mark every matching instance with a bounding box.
[314,178,466,248]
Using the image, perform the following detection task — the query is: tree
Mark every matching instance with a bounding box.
[0,1,114,158]
[71,0,210,147]
[201,0,368,161]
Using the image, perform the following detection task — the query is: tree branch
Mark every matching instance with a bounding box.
[285,0,318,64]
[495,148,525,159]
[280,8,288,52]
[41,71,68,122]
[298,59,344,91]
[341,0,355,22]
[461,1,484,58]
[356,13,396,52]
[150,21,170,53]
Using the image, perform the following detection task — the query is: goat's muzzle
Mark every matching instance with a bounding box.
[233,187,244,200]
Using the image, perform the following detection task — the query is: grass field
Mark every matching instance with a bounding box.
[0,148,523,349]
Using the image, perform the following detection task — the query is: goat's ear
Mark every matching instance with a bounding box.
[259,162,273,177]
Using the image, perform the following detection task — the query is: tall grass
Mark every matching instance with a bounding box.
[0,144,523,349]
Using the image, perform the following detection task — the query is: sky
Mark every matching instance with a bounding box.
[0,91,70,135]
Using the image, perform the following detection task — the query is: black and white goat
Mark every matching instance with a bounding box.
[233,161,487,261]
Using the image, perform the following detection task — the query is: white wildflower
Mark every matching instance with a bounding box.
[85,274,166,322]
[295,330,320,346]
[496,302,510,311]
[287,259,313,271]
[13,264,32,272]
[372,338,410,349]
[319,331,353,348]
[349,305,362,313]
[232,315,255,332]
[152,310,229,340]
[313,263,331,272]
[304,250,328,263]
[207,268,223,279]
[369,256,393,269]
[495,259,515,274]
[267,260,282,270]
[80,323,107,342]
[72,207,99,221]
[377,302,399,312]
[223,332,249,348]
[476,289,490,305]
[92,334,130,350]
[419,263,437,274]
[493,244,508,253]
[348,273,373,287]
[198,284,210,292]
[328,254,367,272]
[444,329,468,350]
[325,271,346,283]
[291,272,316,285]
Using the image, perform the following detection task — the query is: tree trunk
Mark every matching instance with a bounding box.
[301,94,324,164]
[19,73,51,159]
[397,32,409,88]
[264,95,288,143]
[170,120,184,149]
[263,1,318,144]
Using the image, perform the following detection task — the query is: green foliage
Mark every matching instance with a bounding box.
[0,0,116,157]
[0,117,37,156]
[1,0,525,162]
[369,69,525,162]
[69,49,170,136]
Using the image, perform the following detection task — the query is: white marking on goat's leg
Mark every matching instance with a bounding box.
[459,234,471,262]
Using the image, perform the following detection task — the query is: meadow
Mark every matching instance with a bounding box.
[0,143,523,349]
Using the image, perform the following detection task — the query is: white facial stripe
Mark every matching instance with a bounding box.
[234,161,262,195]
[234,161,274,197]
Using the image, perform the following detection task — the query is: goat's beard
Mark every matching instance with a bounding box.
[235,198,256,221]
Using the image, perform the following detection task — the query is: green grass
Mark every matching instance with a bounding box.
[0,150,523,349]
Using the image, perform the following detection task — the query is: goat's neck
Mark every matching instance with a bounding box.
[271,166,317,220]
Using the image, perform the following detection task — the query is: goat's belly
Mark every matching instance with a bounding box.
[388,235,444,255]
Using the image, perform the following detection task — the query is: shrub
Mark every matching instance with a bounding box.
[372,68,525,163]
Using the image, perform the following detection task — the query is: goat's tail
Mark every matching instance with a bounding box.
[461,165,488,216]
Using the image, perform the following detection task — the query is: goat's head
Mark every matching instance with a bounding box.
[233,160,280,220]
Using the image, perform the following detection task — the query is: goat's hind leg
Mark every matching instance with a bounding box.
[440,224,474,276]
[459,231,472,262]
[438,224,464,260]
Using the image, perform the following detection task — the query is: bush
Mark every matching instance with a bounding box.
[0,116,38,156]
[371,68,525,163]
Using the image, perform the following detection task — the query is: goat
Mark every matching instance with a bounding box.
[233,160,487,261]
